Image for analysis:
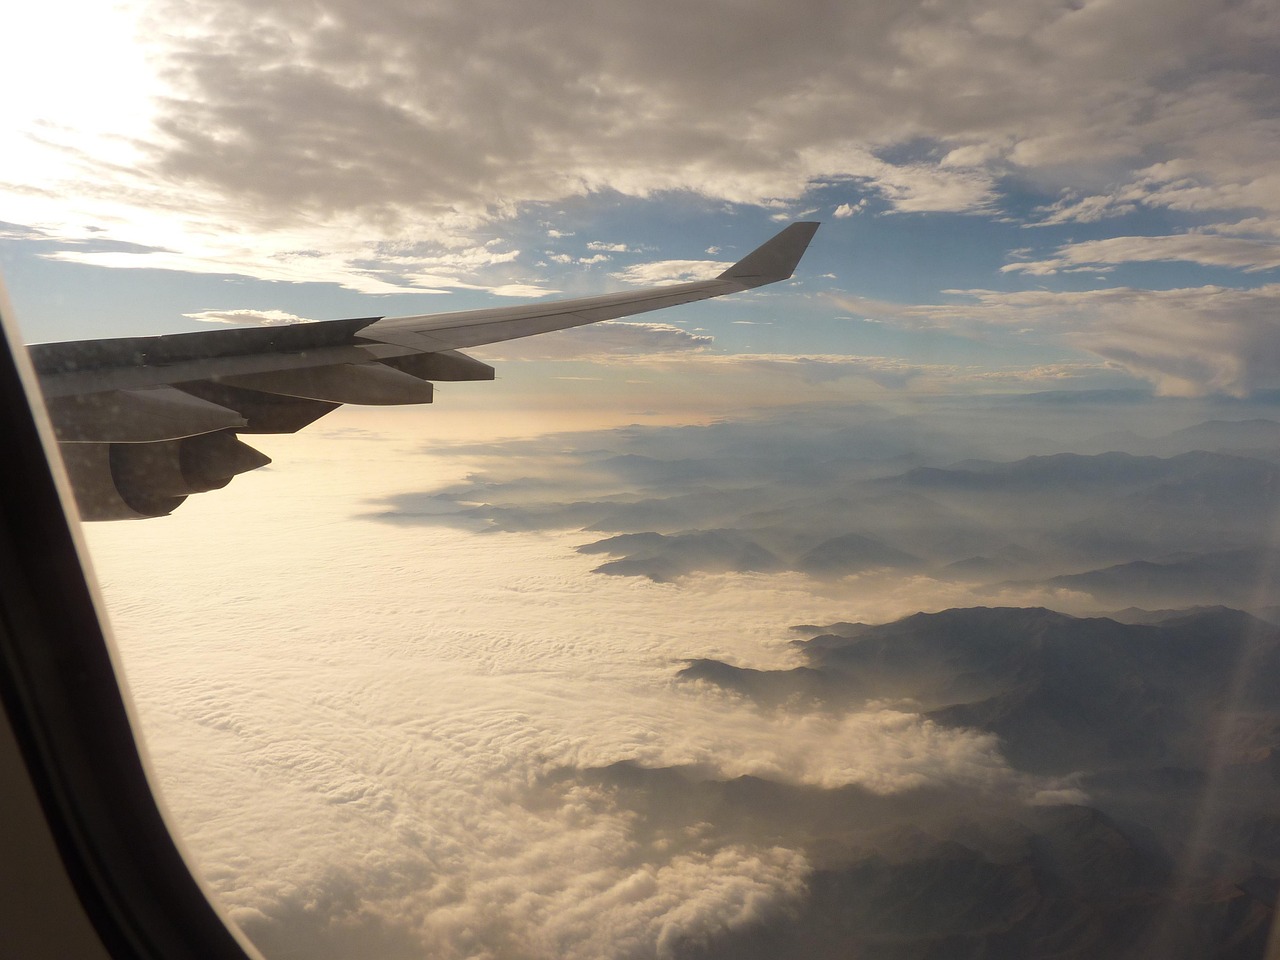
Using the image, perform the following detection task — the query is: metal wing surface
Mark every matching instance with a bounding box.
[28,222,818,519]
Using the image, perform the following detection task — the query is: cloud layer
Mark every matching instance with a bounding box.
[136,0,1279,222]
[73,382,1280,958]
[837,284,1280,397]
[8,0,1280,292]
[86,415,1037,960]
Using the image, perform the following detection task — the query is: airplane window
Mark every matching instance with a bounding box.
[4,1,1279,959]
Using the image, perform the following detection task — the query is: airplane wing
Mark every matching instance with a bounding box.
[29,221,819,520]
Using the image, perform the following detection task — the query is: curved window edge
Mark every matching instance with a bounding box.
[0,278,263,960]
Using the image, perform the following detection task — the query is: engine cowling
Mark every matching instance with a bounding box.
[58,432,272,520]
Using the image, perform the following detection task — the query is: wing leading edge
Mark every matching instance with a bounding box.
[30,222,818,519]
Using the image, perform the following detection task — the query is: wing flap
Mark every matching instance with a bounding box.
[46,387,247,443]
[173,381,339,434]
[379,349,495,382]
[218,363,436,405]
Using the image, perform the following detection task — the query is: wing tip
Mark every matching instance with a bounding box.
[717,221,820,286]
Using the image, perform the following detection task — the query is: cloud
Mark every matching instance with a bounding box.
[9,0,1280,286]
[836,285,1280,397]
[611,260,734,286]
[473,336,1126,396]
[84,418,1037,959]
[1029,193,1138,226]
[1002,234,1280,274]
[185,308,316,325]
[38,231,553,297]
[0,221,51,241]
[966,362,1115,385]
[693,353,948,389]
[468,340,1001,392]
[80,381,1280,957]
[473,320,714,360]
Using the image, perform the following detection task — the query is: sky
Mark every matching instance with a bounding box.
[3,0,1280,400]
[5,1,1280,958]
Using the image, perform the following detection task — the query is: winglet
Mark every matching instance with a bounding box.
[717,221,820,288]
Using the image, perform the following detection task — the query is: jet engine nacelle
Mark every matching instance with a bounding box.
[58,432,272,520]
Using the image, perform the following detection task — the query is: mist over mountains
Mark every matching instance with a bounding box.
[375,395,1280,612]
[84,392,1280,960]
[359,394,1280,957]
[662,606,1280,957]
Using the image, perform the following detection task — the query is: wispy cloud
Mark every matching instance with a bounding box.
[838,285,1280,397]
[474,320,714,360]
[1003,234,1280,275]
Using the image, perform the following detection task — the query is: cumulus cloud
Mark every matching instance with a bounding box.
[145,0,1280,221]
[8,0,1280,285]
[611,260,734,286]
[185,308,315,325]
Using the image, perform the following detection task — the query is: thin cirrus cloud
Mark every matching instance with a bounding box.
[474,320,714,360]
[472,326,1068,393]
[1003,234,1280,275]
[836,284,1280,397]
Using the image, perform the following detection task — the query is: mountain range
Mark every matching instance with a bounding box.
[667,605,1280,958]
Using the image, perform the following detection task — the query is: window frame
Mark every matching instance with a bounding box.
[0,285,260,960]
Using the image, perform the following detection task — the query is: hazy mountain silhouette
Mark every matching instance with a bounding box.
[376,413,1280,592]
[1045,548,1280,608]
[674,805,1272,960]
[578,529,785,581]
[795,533,921,575]
[683,606,1280,776]
[1156,419,1280,460]
[669,605,1280,959]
